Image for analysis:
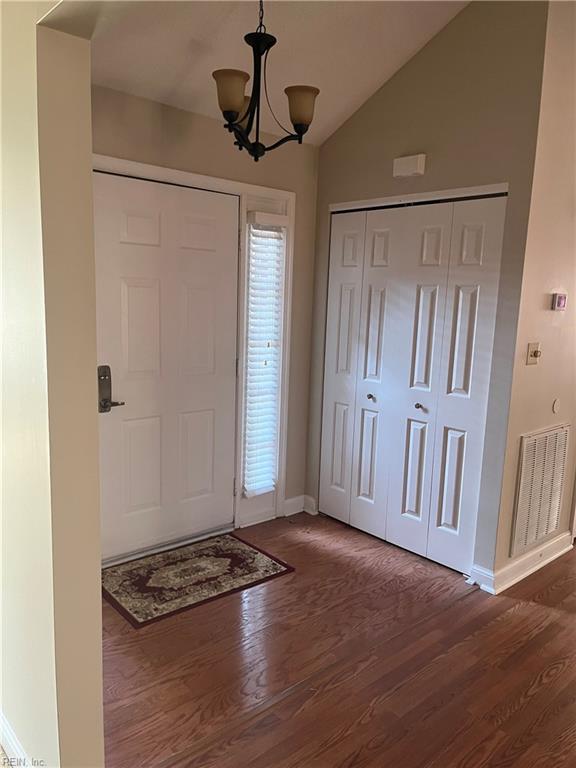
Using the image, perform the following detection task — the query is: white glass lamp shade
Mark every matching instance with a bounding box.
[284,85,320,127]
[212,69,250,116]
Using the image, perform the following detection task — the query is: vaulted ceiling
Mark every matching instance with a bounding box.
[49,1,467,145]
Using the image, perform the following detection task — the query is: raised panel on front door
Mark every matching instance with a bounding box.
[120,210,161,246]
[179,410,214,500]
[180,215,217,252]
[123,416,162,514]
[181,286,215,375]
[121,278,161,378]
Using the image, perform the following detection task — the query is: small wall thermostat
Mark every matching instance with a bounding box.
[551,293,567,311]
[393,154,426,177]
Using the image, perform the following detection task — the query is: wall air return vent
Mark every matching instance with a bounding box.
[511,424,569,557]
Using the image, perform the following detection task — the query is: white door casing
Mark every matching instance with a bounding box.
[319,211,366,523]
[94,172,239,559]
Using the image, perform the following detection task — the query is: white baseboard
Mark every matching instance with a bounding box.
[468,564,497,594]
[283,496,305,517]
[238,495,318,527]
[237,508,276,528]
[282,495,318,517]
[469,531,574,595]
[303,495,318,515]
[1,710,29,763]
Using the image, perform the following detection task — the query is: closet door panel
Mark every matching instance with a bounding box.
[427,196,506,573]
[349,213,395,538]
[319,212,366,523]
[383,203,453,557]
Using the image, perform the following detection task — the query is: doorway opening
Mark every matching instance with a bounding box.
[93,155,295,563]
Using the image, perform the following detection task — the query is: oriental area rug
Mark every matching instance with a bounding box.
[102,533,293,627]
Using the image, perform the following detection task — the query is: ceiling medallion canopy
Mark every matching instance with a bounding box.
[212,0,319,162]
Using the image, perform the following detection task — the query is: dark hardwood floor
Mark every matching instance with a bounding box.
[103,513,576,768]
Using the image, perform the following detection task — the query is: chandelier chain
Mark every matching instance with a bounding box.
[257,0,266,32]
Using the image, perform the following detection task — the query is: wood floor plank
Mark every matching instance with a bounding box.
[103,514,576,768]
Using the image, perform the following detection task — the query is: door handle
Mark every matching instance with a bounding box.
[98,365,125,413]
[367,393,376,401]
[99,398,126,411]
[415,402,424,410]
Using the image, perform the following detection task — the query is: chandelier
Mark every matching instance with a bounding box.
[212,0,319,162]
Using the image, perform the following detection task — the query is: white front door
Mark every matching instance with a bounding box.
[94,172,239,560]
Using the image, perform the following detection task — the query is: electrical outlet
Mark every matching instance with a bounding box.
[526,342,541,365]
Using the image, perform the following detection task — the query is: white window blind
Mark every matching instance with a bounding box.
[243,222,286,497]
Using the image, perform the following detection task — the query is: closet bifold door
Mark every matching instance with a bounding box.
[348,207,407,538]
[319,211,366,523]
[426,196,506,574]
[381,203,453,556]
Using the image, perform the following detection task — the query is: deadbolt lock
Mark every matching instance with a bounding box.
[98,365,125,413]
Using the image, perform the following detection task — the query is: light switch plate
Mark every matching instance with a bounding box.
[526,342,541,365]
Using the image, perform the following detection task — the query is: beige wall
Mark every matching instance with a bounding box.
[310,2,548,570]
[495,1,576,569]
[1,6,104,767]
[91,86,318,500]
[1,3,60,764]
[37,26,105,768]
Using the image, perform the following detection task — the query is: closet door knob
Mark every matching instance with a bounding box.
[415,402,424,410]
[367,393,376,401]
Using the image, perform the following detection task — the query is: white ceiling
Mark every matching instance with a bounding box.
[83,1,466,145]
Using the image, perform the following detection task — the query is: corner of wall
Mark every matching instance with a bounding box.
[37,23,105,768]
[1,3,60,765]
[492,0,576,578]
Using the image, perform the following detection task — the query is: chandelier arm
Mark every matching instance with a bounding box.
[264,133,300,152]
[255,77,261,147]
[243,31,272,139]
[237,97,253,129]
[230,124,252,152]
[263,49,293,137]
[242,50,261,137]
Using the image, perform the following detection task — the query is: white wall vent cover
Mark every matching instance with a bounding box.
[511,423,570,557]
